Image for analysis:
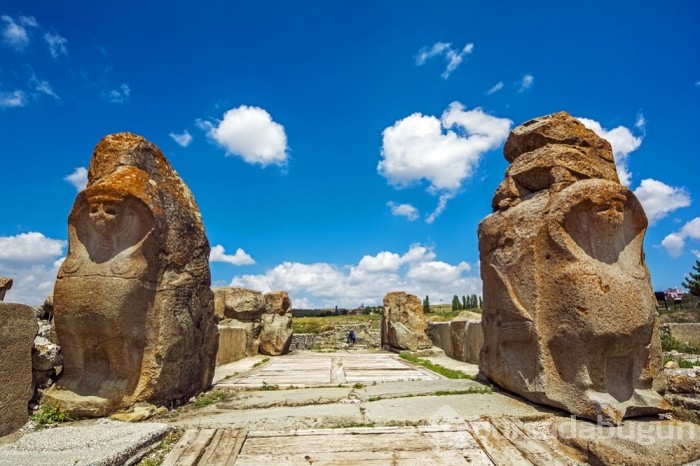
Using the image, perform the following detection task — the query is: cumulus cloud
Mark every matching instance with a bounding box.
[635,112,646,132]
[1,15,36,51]
[486,81,503,95]
[199,105,288,168]
[0,232,66,305]
[379,102,511,221]
[415,42,474,79]
[64,167,88,191]
[633,179,691,225]
[230,243,479,308]
[44,32,67,58]
[662,217,700,258]
[577,117,642,186]
[387,201,419,221]
[106,83,131,104]
[170,130,193,147]
[518,74,534,93]
[0,90,26,108]
[210,244,256,266]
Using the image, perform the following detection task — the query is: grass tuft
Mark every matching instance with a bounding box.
[31,403,70,427]
[399,353,475,380]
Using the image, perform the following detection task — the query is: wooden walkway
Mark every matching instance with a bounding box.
[163,417,576,465]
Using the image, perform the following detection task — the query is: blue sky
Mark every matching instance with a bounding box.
[1,1,699,308]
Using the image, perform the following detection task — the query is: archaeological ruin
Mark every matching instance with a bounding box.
[43,133,218,417]
[478,112,668,425]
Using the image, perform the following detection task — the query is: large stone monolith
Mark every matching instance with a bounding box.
[381,291,432,352]
[0,302,36,437]
[478,112,668,425]
[45,133,218,417]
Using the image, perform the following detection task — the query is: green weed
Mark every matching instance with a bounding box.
[193,389,229,408]
[31,403,70,426]
[399,353,475,380]
[261,381,279,391]
[253,358,270,368]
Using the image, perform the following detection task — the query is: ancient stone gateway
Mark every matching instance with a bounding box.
[478,112,668,425]
[45,133,218,417]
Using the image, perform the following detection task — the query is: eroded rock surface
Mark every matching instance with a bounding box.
[215,287,293,358]
[0,276,12,301]
[478,112,667,424]
[46,132,218,417]
[0,302,36,436]
[381,291,432,352]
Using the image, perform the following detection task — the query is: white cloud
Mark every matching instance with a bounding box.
[692,249,700,259]
[379,102,511,221]
[64,167,88,191]
[387,201,419,221]
[486,81,503,95]
[577,117,642,186]
[230,243,480,308]
[633,179,691,225]
[44,32,67,58]
[0,232,67,305]
[635,112,646,131]
[415,42,474,79]
[1,15,36,51]
[199,105,288,167]
[662,217,700,258]
[695,81,700,87]
[518,74,534,93]
[106,83,131,104]
[425,192,455,224]
[29,74,59,99]
[170,130,193,147]
[210,244,255,266]
[0,90,26,108]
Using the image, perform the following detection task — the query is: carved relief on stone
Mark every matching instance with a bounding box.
[478,112,668,425]
[47,133,217,417]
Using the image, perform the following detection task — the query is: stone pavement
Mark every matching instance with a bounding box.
[3,350,700,465]
[215,351,439,389]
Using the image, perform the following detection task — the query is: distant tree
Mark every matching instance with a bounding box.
[452,295,462,311]
[423,295,430,314]
[478,295,483,309]
[682,260,700,297]
[462,295,467,309]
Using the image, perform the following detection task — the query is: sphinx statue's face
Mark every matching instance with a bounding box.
[88,199,121,238]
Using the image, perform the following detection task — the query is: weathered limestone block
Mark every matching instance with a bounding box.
[215,287,264,356]
[381,291,432,352]
[0,276,12,301]
[214,287,265,322]
[464,321,483,365]
[216,326,248,366]
[478,112,667,425]
[259,291,293,356]
[46,132,218,417]
[427,322,453,357]
[0,302,36,437]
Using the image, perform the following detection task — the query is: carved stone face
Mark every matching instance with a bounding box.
[88,199,121,238]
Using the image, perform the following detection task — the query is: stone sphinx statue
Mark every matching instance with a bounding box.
[478,112,668,425]
[46,133,218,417]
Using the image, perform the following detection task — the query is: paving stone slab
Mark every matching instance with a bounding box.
[0,419,172,466]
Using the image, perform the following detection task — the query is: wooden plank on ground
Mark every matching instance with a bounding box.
[240,431,431,455]
[162,428,217,466]
[235,448,470,465]
[197,428,247,466]
[489,418,569,466]
[467,421,533,466]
